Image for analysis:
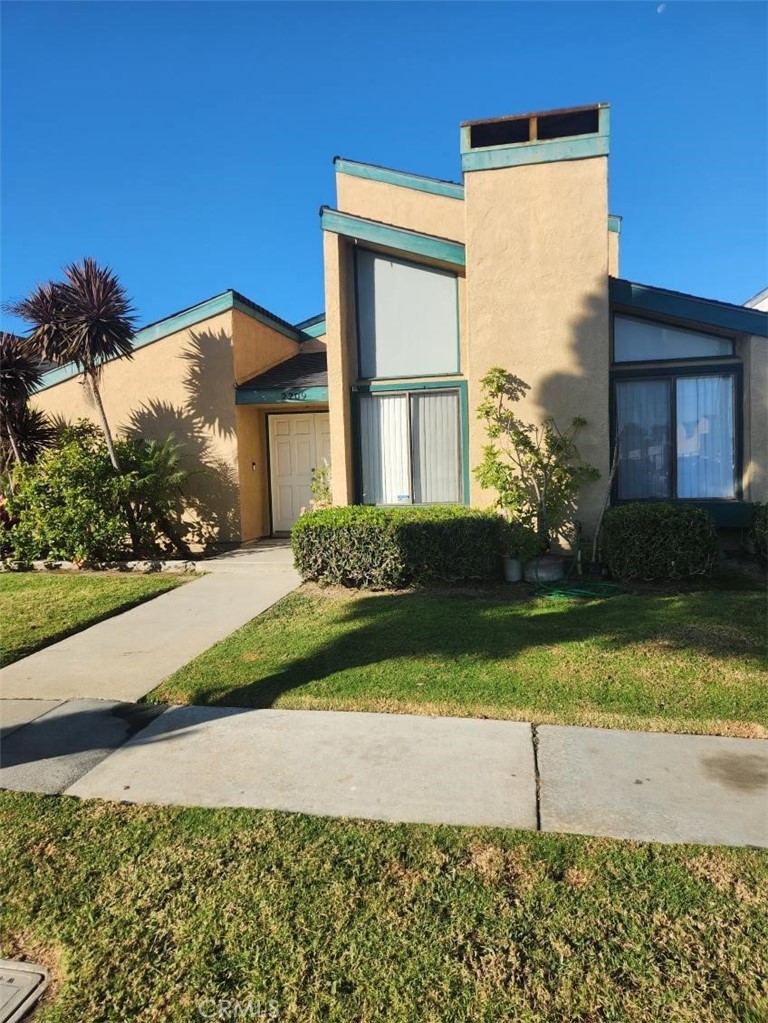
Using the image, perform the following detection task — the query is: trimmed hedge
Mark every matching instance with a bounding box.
[749,502,767,561]
[291,505,505,588]
[602,503,718,580]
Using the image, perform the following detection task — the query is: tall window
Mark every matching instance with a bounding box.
[359,389,462,504]
[614,373,737,500]
[355,250,459,379]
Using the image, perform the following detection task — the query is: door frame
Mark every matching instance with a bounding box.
[265,409,330,536]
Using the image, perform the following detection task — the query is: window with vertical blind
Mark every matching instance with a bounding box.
[355,250,459,379]
[358,389,462,505]
[614,372,738,501]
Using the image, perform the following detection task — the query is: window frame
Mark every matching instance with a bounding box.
[611,312,736,365]
[352,382,469,507]
[609,361,744,506]
[352,246,462,382]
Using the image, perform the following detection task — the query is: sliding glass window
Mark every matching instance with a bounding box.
[614,373,737,501]
[359,389,461,505]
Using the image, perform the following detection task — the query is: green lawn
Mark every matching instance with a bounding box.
[0,571,187,666]
[149,586,768,738]
[1,792,765,1022]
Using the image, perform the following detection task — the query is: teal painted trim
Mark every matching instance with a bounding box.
[294,314,326,337]
[36,290,304,393]
[231,297,303,342]
[35,292,236,392]
[610,278,768,338]
[698,501,753,529]
[335,158,464,200]
[459,380,470,504]
[321,208,465,268]
[35,363,81,389]
[302,319,326,338]
[462,133,609,173]
[608,214,622,234]
[236,386,329,406]
[353,379,470,506]
[598,105,610,138]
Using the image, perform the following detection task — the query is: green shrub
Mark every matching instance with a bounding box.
[291,505,505,588]
[8,428,134,563]
[6,423,191,563]
[602,503,718,580]
[749,502,768,561]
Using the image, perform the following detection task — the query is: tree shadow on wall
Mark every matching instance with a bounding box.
[529,288,614,552]
[123,398,239,551]
[180,330,237,439]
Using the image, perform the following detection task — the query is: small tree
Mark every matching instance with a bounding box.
[0,332,50,475]
[474,366,599,552]
[10,259,137,472]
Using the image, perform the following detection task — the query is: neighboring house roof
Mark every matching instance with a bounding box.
[239,351,328,392]
[745,286,768,310]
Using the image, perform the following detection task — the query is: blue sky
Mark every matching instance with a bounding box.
[2,1,766,333]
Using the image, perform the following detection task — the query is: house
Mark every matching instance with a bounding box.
[32,103,768,547]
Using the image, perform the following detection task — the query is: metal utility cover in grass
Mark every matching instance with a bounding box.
[0,960,49,1023]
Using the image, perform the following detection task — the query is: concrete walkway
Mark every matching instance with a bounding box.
[1,700,766,848]
[0,541,299,703]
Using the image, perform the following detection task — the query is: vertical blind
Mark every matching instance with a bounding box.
[359,390,461,505]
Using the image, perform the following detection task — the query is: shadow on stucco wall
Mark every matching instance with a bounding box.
[530,288,612,549]
[121,328,243,548]
[181,330,237,439]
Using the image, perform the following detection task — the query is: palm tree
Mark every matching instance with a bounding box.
[0,332,46,472]
[11,258,137,470]
[0,404,57,478]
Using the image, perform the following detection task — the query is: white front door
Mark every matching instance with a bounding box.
[268,413,330,533]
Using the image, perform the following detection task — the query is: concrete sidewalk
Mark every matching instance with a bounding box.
[2,699,765,847]
[0,542,299,703]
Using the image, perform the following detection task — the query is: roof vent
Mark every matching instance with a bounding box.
[466,104,602,150]
[461,104,609,172]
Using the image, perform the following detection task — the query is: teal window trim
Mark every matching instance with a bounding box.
[35,291,304,393]
[610,278,768,338]
[321,208,465,268]
[235,386,329,406]
[352,379,470,505]
[334,158,464,201]
[608,214,622,234]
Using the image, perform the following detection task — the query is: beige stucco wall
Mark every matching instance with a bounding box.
[741,333,768,502]
[324,230,357,505]
[33,310,244,545]
[608,230,620,277]
[231,308,299,385]
[336,174,465,243]
[236,402,329,541]
[464,156,611,542]
[32,305,309,546]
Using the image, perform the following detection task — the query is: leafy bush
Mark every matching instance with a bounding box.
[500,520,541,562]
[602,503,718,580]
[749,502,767,561]
[6,423,191,563]
[292,505,505,588]
[8,427,134,563]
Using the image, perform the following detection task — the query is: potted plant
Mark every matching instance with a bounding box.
[474,367,599,583]
[500,519,540,582]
